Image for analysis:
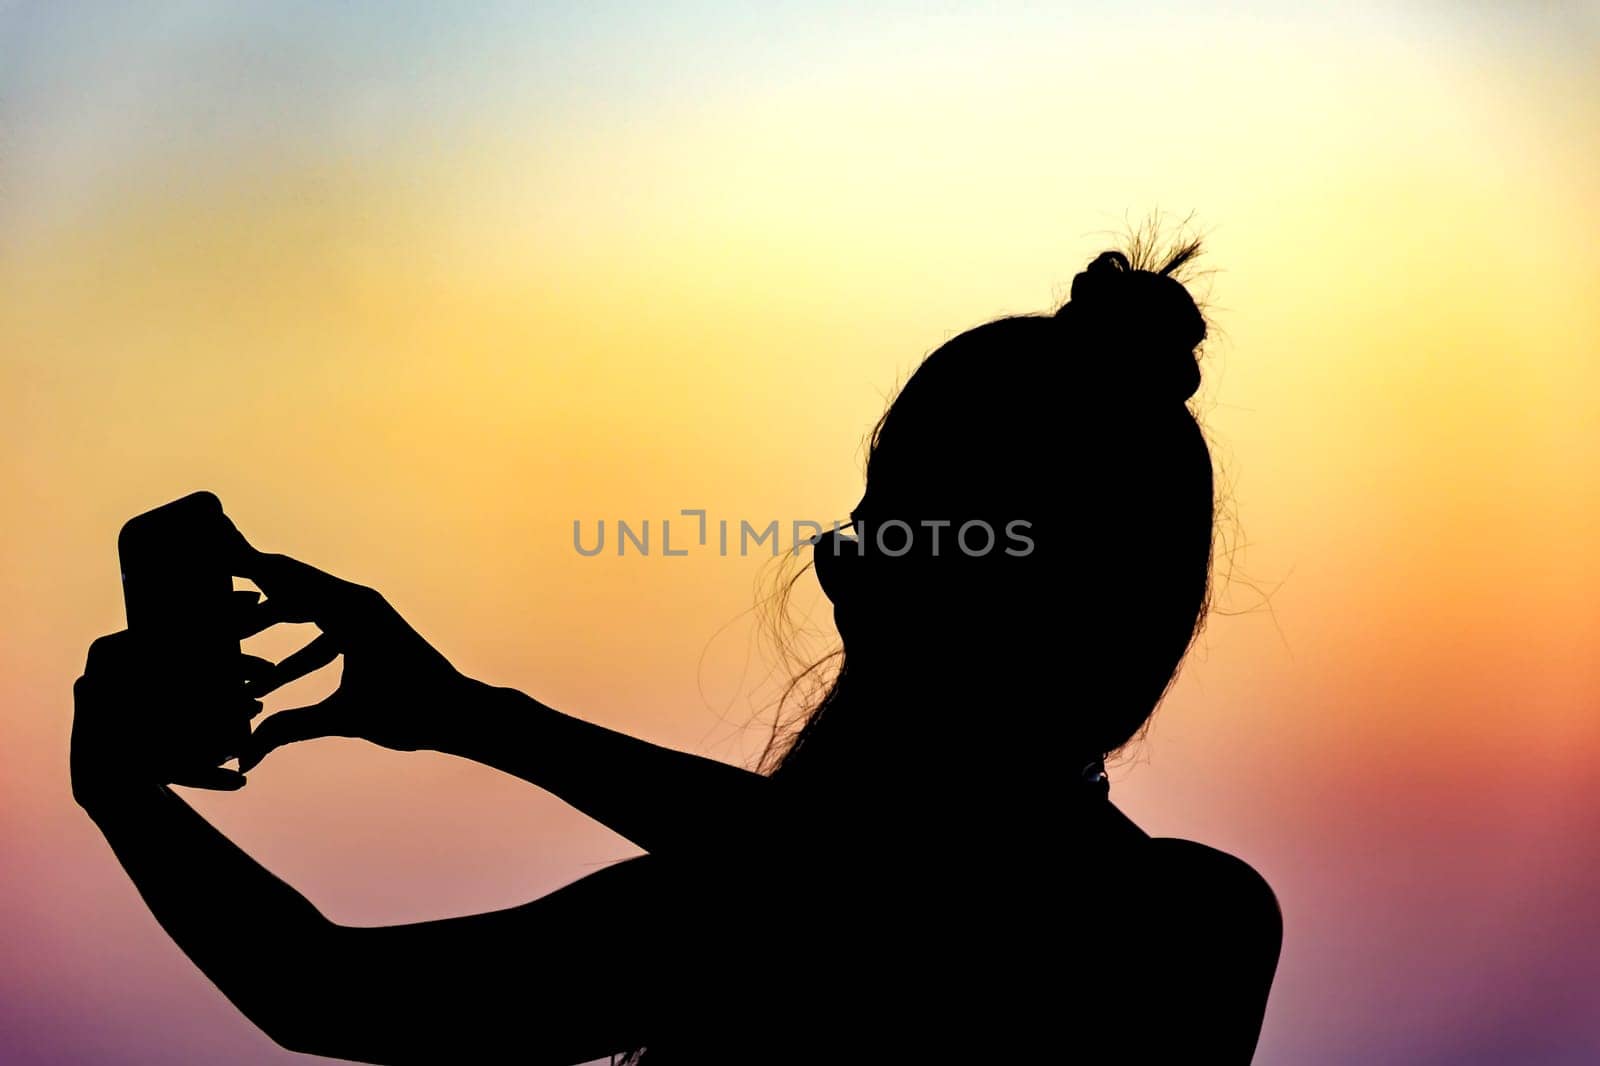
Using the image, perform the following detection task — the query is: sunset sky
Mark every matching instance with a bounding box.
[3,3,1599,1063]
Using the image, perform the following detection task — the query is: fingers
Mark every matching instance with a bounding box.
[238,698,348,771]
[231,551,386,638]
[232,590,278,639]
[235,550,349,602]
[238,589,319,636]
[245,634,341,699]
[238,654,276,687]
[78,632,266,794]
[172,766,248,791]
[237,589,350,638]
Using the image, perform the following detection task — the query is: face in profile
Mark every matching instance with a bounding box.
[804,259,1214,764]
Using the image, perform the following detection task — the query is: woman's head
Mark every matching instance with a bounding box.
[773,240,1217,776]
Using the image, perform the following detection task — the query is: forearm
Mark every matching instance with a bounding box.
[84,784,336,1043]
[432,682,771,853]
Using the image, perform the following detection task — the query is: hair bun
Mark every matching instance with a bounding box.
[1056,249,1207,402]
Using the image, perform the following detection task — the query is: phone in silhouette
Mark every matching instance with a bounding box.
[118,491,245,766]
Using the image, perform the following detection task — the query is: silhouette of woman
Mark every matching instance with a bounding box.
[72,240,1281,1064]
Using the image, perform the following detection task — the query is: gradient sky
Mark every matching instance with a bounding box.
[3,3,1599,1063]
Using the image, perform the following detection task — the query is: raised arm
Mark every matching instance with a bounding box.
[233,547,770,854]
[72,630,343,1052]
[74,629,678,1065]
[284,853,669,1065]
[433,682,770,853]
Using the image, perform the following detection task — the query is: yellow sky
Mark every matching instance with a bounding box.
[2,5,1598,1062]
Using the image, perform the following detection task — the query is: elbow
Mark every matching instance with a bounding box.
[241,988,336,1059]
[247,1001,326,1058]
[267,1031,370,1063]
[241,926,423,1066]
[229,921,362,1059]
[252,995,377,1063]
[263,1025,320,1059]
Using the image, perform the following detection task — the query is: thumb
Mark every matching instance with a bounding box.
[239,697,349,771]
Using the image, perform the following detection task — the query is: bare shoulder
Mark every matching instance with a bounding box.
[1147,837,1283,949]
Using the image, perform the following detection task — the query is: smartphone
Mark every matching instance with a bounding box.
[118,491,246,765]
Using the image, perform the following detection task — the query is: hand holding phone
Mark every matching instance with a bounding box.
[115,491,254,782]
